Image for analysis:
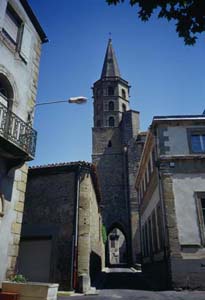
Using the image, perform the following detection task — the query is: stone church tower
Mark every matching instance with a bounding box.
[92,39,141,265]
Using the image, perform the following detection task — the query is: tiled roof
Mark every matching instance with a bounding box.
[29,161,91,170]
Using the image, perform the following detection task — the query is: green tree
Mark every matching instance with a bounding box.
[106,0,205,45]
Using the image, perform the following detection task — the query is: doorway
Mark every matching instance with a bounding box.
[108,228,127,265]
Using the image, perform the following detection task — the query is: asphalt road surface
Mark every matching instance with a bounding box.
[58,268,205,300]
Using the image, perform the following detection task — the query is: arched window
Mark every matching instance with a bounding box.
[108,86,114,96]
[109,101,114,111]
[108,116,115,127]
[122,104,126,112]
[0,73,14,108]
[122,89,126,99]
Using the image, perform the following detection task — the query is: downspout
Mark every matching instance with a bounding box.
[123,145,132,265]
[154,127,170,287]
[72,165,81,290]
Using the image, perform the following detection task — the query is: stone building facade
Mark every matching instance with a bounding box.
[18,162,104,292]
[135,115,205,289]
[92,39,141,264]
[0,0,46,286]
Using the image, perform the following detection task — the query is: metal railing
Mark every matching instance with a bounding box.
[0,101,37,159]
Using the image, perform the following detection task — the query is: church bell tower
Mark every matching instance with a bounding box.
[92,39,140,265]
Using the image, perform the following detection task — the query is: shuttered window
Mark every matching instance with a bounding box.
[3,4,21,45]
[2,4,32,63]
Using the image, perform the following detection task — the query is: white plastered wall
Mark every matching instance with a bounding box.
[172,173,205,245]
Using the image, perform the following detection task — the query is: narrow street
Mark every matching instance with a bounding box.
[58,268,205,300]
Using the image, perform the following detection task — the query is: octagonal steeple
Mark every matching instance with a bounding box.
[101,38,121,78]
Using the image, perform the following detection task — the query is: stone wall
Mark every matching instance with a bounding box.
[0,164,28,286]
[20,168,76,290]
[77,169,104,292]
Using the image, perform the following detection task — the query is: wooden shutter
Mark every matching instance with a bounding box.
[20,24,32,62]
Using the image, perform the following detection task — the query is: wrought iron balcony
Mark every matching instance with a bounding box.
[0,100,37,160]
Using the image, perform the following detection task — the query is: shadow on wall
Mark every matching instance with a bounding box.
[89,251,102,284]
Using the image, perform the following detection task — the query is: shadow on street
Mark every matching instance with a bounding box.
[93,267,152,290]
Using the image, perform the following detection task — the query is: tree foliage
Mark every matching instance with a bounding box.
[106,0,205,45]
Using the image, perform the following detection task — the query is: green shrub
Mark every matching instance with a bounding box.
[102,224,107,244]
[9,274,27,283]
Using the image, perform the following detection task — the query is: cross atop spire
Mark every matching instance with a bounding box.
[101,39,121,78]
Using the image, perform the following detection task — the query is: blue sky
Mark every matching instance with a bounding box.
[28,0,205,166]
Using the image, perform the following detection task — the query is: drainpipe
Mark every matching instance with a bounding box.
[154,127,170,287]
[72,165,81,290]
[123,145,132,265]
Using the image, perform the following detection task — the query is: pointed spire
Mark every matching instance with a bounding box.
[101,39,121,78]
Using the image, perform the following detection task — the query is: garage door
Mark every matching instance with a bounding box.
[18,239,52,282]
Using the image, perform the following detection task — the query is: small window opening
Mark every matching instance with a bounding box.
[108,116,115,127]
[108,86,114,96]
[109,101,114,111]
[122,104,126,112]
[108,140,112,147]
[96,120,101,127]
[122,89,126,99]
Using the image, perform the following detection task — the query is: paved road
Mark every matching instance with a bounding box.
[58,268,205,300]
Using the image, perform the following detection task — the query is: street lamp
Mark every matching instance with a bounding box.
[35,96,88,106]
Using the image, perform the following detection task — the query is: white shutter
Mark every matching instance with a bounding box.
[3,10,19,43]
[20,24,32,62]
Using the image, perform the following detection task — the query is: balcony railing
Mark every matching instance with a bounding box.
[0,100,37,159]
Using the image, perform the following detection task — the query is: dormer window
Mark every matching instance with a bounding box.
[108,86,114,96]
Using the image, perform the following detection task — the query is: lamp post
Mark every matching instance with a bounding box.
[35,96,88,106]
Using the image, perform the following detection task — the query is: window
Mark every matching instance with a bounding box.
[108,140,112,147]
[201,198,205,224]
[0,193,4,219]
[96,120,101,127]
[3,4,22,47]
[108,116,115,127]
[152,211,158,252]
[2,4,32,62]
[121,89,126,99]
[122,104,126,112]
[108,86,114,96]
[0,73,14,108]
[195,192,205,245]
[108,101,114,111]
[191,134,205,153]
[156,203,163,250]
